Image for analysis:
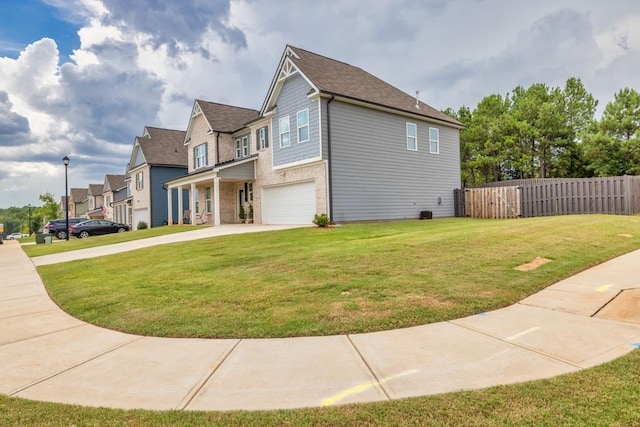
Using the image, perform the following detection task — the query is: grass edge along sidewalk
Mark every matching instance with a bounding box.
[37,215,640,338]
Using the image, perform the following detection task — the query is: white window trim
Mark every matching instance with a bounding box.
[242,136,250,157]
[248,182,254,202]
[205,187,212,213]
[235,138,242,159]
[194,188,200,214]
[259,127,268,150]
[297,109,309,143]
[279,116,290,148]
[429,127,439,154]
[406,122,417,151]
[136,172,143,190]
[195,144,207,168]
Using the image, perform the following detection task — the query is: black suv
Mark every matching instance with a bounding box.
[43,218,87,240]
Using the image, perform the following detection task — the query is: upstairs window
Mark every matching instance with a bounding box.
[297,109,309,142]
[256,126,269,150]
[406,123,417,151]
[135,171,143,190]
[194,144,207,168]
[279,116,290,147]
[429,127,439,154]
[235,136,250,159]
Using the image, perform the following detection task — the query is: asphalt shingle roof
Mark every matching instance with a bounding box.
[88,184,103,196]
[197,100,260,133]
[104,174,126,192]
[288,45,462,127]
[137,127,188,167]
[70,188,88,202]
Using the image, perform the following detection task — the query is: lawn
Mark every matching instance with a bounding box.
[22,225,208,257]
[37,215,640,338]
[1,350,639,426]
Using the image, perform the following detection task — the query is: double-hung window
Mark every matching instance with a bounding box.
[297,109,309,142]
[406,123,417,151]
[257,126,269,150]
[429,127,439,154]
[205,187,212,213]
[194,144,207,168]
[194,188,199,214]
[247,182,253,202]
[235,136,250,159]
[279,116,290,147]
[136,171,144,190]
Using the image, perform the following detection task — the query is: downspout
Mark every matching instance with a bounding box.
[327,95,335,221]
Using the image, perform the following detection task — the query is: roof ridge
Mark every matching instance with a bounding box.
[288,45,357,70]
[195,99,259,113]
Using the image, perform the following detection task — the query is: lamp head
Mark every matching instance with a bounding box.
[63,156,70,166]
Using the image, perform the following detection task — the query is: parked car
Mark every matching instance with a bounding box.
[43,218,87,240]
[69,220,130,238]
[6,232,24,240]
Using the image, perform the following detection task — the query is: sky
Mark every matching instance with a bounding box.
[0,0,639,209]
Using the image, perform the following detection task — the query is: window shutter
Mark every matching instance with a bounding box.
[204,144,208,165]
[256,129,260,151]
[244,182,248,202]
[264,126,269,148]
[192,147,196,168]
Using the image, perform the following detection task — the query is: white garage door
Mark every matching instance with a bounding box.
[133,208,149,229]
[262,181,316,225]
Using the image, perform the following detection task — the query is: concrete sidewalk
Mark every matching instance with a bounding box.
[1,234,639,411]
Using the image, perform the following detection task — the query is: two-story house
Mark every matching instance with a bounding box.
[166,45,462,225]
[112,166,131,226]
[126,126,189,228]
[85,184,105,219]
[102,174,126,222]
[68,188,88,218]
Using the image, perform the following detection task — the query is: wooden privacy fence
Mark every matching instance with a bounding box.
[457,176,640,219]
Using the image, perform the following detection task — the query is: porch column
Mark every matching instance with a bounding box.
[167,186,173,226]
[214,177,221,226]
[177,185,183,225]
[190,183,196,225]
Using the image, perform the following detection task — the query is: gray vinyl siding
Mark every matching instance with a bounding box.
[149,167,189,227]
[218,161,255,179]
[272,73,321,167]
[330,101,461,222]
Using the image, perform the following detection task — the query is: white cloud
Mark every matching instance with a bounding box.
[1,0,640,207]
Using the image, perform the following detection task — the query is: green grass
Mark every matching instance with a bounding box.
[22,225,208,257]
[1,349,639,426]
[37,215,640,338]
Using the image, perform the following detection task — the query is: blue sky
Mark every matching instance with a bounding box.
[0,0,639,208]
[0,0,80,62]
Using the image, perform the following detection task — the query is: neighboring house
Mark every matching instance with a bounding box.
[102,174,126,222]
[166,45,462,225]
[112,166,132,226]
[59,196,68,219]
[68,188,89,218]
[126,126,189,228]
[85,184,105,219]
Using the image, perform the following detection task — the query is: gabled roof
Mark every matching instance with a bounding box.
[69,188,88,203]
[88,184,103,197]
[262,45,462,127]
[133,127,188,168]
[198,100,260,133]
[183,100,260,143]
[104,174,126,193]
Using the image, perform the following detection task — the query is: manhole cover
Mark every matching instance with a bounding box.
[596,289,640,324]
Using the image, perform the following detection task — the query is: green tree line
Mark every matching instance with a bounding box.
[0,192,61,237]
[445,78,640,186]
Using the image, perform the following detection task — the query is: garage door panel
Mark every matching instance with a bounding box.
[262,182,316,225]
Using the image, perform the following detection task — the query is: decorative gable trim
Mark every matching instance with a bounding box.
[184,100,214,146]
[142,128,151,138]
[260,46,319,116]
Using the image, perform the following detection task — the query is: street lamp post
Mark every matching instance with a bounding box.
[63,156,70,241]
[28,204,31,236]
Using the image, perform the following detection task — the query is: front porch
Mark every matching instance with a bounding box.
[166,157,257,226]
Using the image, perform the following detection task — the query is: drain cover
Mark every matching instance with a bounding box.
[596,289,640,324]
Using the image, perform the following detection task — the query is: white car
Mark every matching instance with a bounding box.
[6,232,24,240]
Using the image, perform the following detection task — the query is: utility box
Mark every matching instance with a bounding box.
[419,211,433,220]
[35,233,45,244]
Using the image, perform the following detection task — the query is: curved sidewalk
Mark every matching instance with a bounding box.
[0,234,639,411]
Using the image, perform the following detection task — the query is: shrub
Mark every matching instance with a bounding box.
[312,213,331,227]
[137,221,148,230]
